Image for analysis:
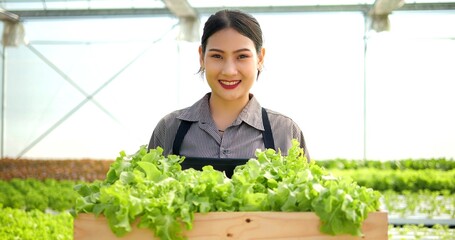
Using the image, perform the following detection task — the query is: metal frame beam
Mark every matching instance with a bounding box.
[197,3,455,14]
[0,7,20,22]
[9,8,173,19]
[8,3,455,19]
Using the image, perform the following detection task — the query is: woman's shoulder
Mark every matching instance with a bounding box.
[160,93,209,123]
[264,108,303,131]
[158,107,190,125]
[264,108,297,122]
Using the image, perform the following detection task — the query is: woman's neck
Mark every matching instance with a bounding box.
[209,94,250,131]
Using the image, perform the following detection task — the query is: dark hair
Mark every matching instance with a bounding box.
[200,9,263,55]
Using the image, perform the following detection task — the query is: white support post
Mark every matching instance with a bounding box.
[369,0,405,32]
[162,0,200,42]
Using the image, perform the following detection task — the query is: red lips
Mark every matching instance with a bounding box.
[219,80,241,89]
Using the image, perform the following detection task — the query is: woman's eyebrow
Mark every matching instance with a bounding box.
[207,48,252,53]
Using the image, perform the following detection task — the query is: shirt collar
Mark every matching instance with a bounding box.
[178,92,264,131]
[236,94,264,131]
[178,93,212,123]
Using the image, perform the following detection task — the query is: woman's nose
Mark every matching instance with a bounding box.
[221,59,238,75]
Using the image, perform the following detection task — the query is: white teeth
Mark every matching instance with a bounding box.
[220,80,239,85]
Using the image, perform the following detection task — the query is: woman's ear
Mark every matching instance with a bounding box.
[198,45,204,68]
[258,47,266,70]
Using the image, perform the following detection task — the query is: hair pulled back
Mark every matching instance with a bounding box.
[200,9,263,55]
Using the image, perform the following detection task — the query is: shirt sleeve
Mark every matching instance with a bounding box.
[148,118,166,151]
[296,127,310,162]
[267,108,310,162]
[147,110,183,155]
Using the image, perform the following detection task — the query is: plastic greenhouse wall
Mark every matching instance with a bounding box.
[1,10,454,161]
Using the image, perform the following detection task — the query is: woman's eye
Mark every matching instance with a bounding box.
[238,54,249,59]
[211,54,222,59]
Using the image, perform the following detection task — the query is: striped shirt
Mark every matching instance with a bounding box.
[148,93,310,160]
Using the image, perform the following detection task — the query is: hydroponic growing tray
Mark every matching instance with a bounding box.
[74,211,388,239]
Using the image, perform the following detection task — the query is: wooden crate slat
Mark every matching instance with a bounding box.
[74,212,388,240]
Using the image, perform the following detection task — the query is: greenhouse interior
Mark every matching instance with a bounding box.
[0,0,454,239]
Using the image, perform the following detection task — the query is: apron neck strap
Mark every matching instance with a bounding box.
[261,107,275,150]
[172,107,275,155]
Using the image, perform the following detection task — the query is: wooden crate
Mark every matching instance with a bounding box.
[74,212,388,240]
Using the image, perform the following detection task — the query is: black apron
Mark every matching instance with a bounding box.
[173,108,275,178]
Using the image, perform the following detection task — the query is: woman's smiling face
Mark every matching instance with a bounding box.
[199,28,265,104]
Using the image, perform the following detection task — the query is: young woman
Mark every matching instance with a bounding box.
[148,9,310,176]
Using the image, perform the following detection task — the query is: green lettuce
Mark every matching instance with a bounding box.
[75,139,381,239]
